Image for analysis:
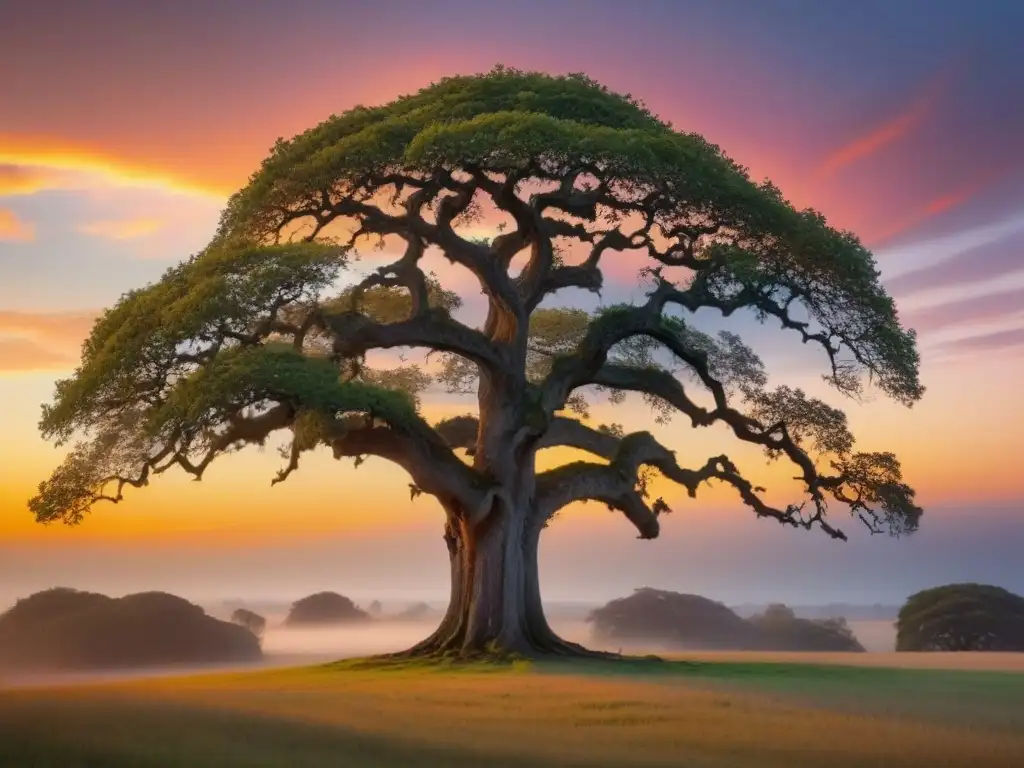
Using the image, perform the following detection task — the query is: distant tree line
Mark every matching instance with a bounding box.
[587,589,864,652]
[590,583,1024,654]
[0,588,261,672]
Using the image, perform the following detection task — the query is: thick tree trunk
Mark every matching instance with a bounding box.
[390,378,615,660]
[392,507,611,659]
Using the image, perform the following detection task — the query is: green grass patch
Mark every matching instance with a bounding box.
[321,654,535,675]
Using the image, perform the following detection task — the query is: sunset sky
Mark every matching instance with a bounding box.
[2,0,1023,609]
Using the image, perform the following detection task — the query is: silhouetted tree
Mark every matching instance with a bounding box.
[588,588,758,649]
[230,608,266,638]
[30,67,923,658]
[0,589,261,671]
[285,592,370,626]
[590,590,863,651]
[896,584,1024,651]
[368,600,383,616]
[748,603,863,651]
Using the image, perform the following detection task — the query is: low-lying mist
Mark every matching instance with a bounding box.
[0,604,896,692]
[0,617,599,690]
[258,616,600,660]
[255,619,903,659]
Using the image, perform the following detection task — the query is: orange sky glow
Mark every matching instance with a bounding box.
[1,0,1022,605]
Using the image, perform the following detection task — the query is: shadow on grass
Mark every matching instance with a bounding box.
[0,695,589,768]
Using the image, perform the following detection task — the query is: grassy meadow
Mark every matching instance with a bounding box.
[2,654,1024,767]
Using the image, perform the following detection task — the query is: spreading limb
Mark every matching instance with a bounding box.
[536,418,918,540]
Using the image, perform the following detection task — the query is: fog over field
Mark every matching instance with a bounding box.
[206,599,902,654]
[257,617,603,660]
[261,618,900,657]
[10,595,1024,694]
[12,612,1024,694]
[0,596,903,692]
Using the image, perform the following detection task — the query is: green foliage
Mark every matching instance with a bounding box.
[41,240,345,444]
[747,386,853,457]
[897,584,1024,652]
[154,345,416,434]
[357,365,433,408]
[324,275,461,323]
[609,311,768,392]
[701,238,921,406]
[833,451,921,535]
[525,305,773,426]
[437,305,597,393]
[30,346,418,526]
[434,414,479,450]
[219,65,920,408]
[587,307,769,422]
[219,67,666,238]
[435,353,479,395]
[527,307,591,380]
[30,239,426,525]
[32,67,922,547]
[29,417,156,525]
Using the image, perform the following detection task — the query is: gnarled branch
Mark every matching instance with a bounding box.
[319,308,506,372]
[535,425,848,540]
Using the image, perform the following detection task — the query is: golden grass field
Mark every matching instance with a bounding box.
[2,655,1023,767]
[664,649,1024,670]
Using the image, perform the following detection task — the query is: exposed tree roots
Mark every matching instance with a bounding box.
[374,613,623,663]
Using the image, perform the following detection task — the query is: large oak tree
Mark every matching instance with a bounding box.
[32,68,923,658]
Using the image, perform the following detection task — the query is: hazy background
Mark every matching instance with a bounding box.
[3,504,1022,612]
[2,0,1023,621]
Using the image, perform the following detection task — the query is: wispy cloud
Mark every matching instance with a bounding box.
[0,309,99,344]
[938,327,1024,354]
[814,100,932,181]
[0,338,75,372]
[812,62,960,182]
[0,310,98,373]
[0,208,33,241]
[0,136,229,201]
[871,174,997,246]
[0,165,59,196]
[79,217,164,241]
[877,211,1024,286]
[904,287,1024,334]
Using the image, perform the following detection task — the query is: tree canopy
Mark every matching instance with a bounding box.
[31,67,924,657]
[896,584,1024,652]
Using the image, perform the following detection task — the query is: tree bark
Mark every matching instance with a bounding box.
[387,378,616,660]
[389,504,611,659]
